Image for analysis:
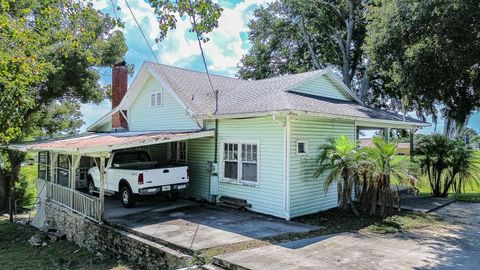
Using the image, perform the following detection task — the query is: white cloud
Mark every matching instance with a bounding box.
[80,101,111,132]
[82,0,272,131]
[94,0,273,76]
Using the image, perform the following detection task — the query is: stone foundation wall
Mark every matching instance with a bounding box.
[45,202,191,270]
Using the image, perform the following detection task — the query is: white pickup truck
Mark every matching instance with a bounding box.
[87,150,189,208]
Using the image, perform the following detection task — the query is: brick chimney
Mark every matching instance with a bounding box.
[112,61,128,131]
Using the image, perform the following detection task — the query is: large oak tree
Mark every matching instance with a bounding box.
[366,0,480,134]
[238,0,370,102]
[0,0,127,214]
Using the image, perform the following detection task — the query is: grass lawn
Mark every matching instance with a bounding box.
[0,217,132,270]
[393,155,480,203]
[19,163,38,209]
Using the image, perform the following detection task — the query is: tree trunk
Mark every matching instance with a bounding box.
[0,168,9,213]
[7,150,23,222]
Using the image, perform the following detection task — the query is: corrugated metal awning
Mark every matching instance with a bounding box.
[4,130,214,157]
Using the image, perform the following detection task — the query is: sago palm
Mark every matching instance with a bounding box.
[315,136,360,214]
[448,142,480,196]
[361,137,411,216]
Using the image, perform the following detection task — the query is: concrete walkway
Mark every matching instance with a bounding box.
[215,202,480,270]
[401,194,455,212]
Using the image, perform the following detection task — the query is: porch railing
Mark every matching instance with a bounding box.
[41,178,101,222]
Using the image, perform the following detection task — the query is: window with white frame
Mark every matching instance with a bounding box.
[150,91,162,107]
[297,141,308,155]
[223,142,258,183]
[168,141,187,163]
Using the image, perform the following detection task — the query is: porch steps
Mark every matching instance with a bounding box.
[218,196,251,210]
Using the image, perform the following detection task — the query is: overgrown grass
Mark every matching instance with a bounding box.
[363,211,443,233]
[392,154,480,203]
[294,208,443,235]
[19,164,38,209]
[0,217,131,270]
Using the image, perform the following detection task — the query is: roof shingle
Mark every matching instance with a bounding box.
[144,62,425,124]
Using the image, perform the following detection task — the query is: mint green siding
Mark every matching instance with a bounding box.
[136,140,214,200]
[185,136,215,199]
[216,116,285,218]
[129,76,200,131]
[289,116,355,218]
[98,122,111,132]
[146,144,168,164]
[291,76,353,101]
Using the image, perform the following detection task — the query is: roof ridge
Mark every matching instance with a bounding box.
[144,61,242,81]
[145,61,326,84]
[244,69,325,84]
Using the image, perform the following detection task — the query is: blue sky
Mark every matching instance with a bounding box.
[82,0,479,134]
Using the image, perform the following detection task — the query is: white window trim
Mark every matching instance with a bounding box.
[220,140,260,186]
[296,140,308,156]
[149,91,163,107]
[167,141,188,163]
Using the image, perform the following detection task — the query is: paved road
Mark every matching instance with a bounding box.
[216,202,480,270]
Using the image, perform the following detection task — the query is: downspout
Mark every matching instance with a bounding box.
[214,119,219,163]
[211,90,219,205]
[284,115,291,220]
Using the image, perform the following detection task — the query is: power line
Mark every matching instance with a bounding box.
[123,0,218,113]
[123,0,177,96]
[187,1,218,113]
[124,0,160,64]
[109,0,119,21]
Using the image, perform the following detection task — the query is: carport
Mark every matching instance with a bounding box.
[6,130,214,223]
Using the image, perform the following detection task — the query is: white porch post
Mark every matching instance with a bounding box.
[99,157,105,223]
[384,128,391,142]
[410,129,415,162]
[69,155,81,190]
[69,155,81,208]
[49,152,58,184]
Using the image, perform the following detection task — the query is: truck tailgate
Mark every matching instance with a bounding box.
[142,166,189,187]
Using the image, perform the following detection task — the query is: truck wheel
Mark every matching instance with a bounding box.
[120,185,136,208]
[87,179,96,196]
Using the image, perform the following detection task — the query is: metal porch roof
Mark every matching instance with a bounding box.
[5,130,214,156]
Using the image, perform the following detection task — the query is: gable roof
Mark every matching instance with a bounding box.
[88,62,428,131]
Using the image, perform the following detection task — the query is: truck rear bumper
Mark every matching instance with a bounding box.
[138,182,189,195]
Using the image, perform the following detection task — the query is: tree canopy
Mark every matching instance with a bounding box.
[0,0,128,213]
[238,0,480,132]
[0,0,127,144]
[365,0,480,132]
[238,0,369,101]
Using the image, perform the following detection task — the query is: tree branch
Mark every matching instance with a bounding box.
[317,0,343,20]
[299,15,322,70]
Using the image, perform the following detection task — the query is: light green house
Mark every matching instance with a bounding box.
[17,61,428,221]
[85,61,428,220]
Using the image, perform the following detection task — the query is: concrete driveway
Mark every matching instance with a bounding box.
[215,202,480,270]
[104,197,317,252]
